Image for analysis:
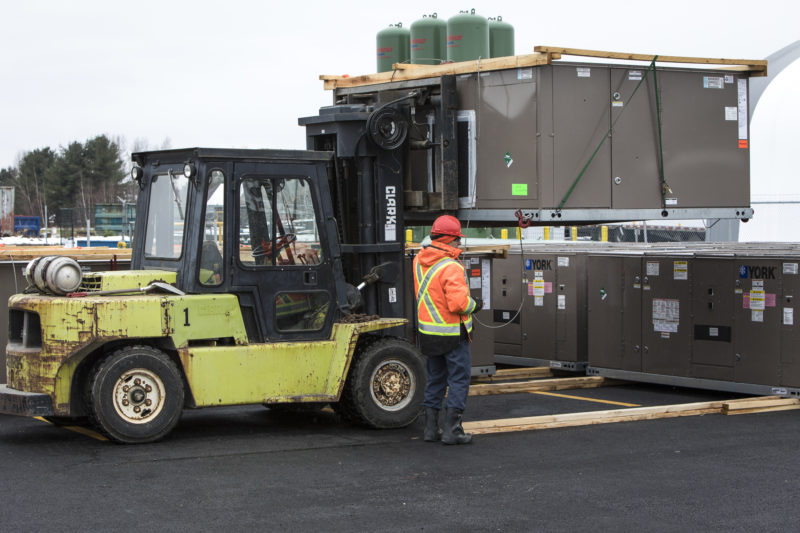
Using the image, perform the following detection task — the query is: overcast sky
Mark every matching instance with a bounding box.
[1,1,798,237]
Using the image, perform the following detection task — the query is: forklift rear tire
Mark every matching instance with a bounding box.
[335,337,425,429]
[89,345,184,444]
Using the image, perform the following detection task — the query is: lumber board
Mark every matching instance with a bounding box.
[722,396,800,415]
[472,367,553,383]
[321,45,767,90]
[468,376,607,396]
[463,400,725,435]
[0,246,132,262]
[406,243,509,259]
[321,53,551,90]
[534,46,768,77]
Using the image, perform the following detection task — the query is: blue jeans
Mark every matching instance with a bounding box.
[423,339,471,411]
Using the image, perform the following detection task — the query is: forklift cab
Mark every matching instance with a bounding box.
[131,148,349,343]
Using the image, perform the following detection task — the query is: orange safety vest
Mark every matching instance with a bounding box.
[413,244,477,338]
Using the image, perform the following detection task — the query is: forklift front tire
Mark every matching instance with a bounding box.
[89,345,184,444]
[336,338,425,429]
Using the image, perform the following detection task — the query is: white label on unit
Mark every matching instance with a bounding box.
[752,280,764,289]
[703,76,725,89]
[533,278,545,298]
[752,309,764,322]
[518,68,533,80]
[750,290,766,310]
[709,327,719,337]
[470,257,479,264]
[738,79,748,140]
[647,262,660,276]
[784,263,799,275]
[653,298,680,333]
[725,107,738,121]
[665,198,678,206]
[502,311,510,320]
[674,261,688,280]
[535,296,544,307]
[724,74,735,84]
[469,277,482,289]
[628,70,643,81]
[558,294,566,310]
[481,259,491,309]
[784,307,794,326]
[577,67,591,78]
[558,256,569,267]
[654,321,679,333]
[388,287,397,303]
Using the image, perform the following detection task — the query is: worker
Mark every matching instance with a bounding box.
[413,215,482,445]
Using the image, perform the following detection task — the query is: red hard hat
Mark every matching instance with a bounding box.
[431,215,464,238]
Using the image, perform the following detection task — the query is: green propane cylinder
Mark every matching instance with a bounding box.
[446,8,489,63]
[488,16,514,58]
[377,23,410,73]
[410,13,447,65]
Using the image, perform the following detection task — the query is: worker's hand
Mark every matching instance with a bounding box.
[472,297,483,313]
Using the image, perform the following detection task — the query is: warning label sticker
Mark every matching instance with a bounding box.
[749,290,766,310]
[674,261,688,280]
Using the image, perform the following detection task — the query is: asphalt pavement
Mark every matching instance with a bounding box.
[1,383,798,532]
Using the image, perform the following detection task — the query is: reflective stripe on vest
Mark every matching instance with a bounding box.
[415,257,471,336]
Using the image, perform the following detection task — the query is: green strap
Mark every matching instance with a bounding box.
[651,59,670,207]
[557,56,661,210]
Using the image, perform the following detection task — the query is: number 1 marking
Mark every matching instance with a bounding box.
[183,307,190,326]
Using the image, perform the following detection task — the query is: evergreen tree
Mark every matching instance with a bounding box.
[16,148,56,219]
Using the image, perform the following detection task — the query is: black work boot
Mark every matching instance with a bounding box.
[441,407,472,445]
[424,407,441,442]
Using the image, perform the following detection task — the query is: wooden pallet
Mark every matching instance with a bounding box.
[320,45,767,90]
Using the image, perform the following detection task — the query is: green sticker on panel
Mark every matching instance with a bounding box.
[512,183,528,196]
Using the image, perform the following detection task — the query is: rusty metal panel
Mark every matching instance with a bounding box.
[0,259,131,384]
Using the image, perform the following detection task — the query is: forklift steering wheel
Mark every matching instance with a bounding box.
[252,233,297,259]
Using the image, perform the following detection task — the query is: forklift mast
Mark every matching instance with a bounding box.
[299,76,460,324]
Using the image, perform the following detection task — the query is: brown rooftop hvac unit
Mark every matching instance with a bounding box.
[320,47,765,225]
